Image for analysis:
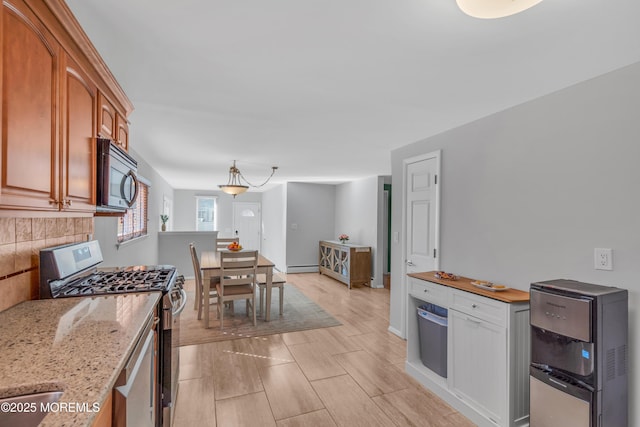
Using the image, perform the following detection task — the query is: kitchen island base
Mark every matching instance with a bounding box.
[406,273,530,427]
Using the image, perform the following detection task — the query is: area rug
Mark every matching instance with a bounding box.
[179,283,341,346]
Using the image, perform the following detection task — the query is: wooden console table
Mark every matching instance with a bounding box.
[319,240,371,288]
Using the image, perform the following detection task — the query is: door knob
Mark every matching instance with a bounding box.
[406,260,415,266]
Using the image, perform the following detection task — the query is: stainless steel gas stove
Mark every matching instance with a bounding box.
[48,265,177,297]
[39,240,185,427]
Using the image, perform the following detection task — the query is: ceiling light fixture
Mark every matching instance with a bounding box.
[218,160,278,197]
[456,0,543,19]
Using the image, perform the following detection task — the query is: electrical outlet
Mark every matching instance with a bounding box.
[594,248,613,271]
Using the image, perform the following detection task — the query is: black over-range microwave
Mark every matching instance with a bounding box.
[96,138,139,213]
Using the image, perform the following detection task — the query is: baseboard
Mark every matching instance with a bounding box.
[286,265,319,273]
[370,276,384,289]
[388,325,404,339]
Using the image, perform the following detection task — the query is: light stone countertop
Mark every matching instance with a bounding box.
[0,292,161,426]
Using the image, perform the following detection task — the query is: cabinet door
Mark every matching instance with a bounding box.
[350,248,370,284]
[97,91,116,139]
[450,309,506,425]
[61,54,96,212]
[0,0,59,210]
[115,113,129,151]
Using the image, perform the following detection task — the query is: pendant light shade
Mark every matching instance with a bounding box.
[218,160,278,198]
[456,0,543,19]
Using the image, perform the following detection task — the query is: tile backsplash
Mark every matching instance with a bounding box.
[0,217,94,312]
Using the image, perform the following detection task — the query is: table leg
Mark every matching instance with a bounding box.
[265,268,273,322]
[204,271,210,328]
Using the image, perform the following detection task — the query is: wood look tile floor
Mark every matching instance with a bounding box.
[173,273,475,427]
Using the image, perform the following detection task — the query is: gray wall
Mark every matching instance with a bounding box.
[286,183,336,271]
[173,189,262,236]
[334,176,385,287]
[94,147,175,267]
[261,184,287,272]
[390,61,640,426]
[158,231,217,278]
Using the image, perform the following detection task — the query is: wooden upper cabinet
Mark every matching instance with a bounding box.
[61,54,96,212]
[98,91,128,151]
[0,0,60,210]
[115,113,129,151]
[97,91,116,140]
[0,0,133,213]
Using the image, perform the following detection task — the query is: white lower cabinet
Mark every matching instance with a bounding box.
[450,309,506,425]
[405,278,531,427]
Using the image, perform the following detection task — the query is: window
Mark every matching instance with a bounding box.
[195,196,217,231]
[118,182,149,242]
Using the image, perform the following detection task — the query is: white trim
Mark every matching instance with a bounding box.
[286,265,319,273]
[116,233,149,249]
[137,175,151,186]
[400,149,441,339]
[388,325,404,338]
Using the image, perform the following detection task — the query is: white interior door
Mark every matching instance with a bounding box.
[405,154,439,275]
[232,202,262,250]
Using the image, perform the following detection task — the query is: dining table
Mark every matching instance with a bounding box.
[200,250,276,327]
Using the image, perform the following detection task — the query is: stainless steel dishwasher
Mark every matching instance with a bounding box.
[114,314,157,427]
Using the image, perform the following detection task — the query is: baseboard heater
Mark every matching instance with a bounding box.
[286,265,319,273]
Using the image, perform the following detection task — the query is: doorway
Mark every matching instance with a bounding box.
[232,202,262,251]
[402,150,441,335]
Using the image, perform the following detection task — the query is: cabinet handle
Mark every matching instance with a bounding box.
[64,199,73,206]
[466,317,481,324]
[471,304,478,308]
[50,199,61,206]
[423,289,429,293]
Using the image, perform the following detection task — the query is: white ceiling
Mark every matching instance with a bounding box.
[66,0,640,191]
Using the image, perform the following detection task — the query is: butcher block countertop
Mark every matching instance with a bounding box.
[0,292,160,427]
[408,271,530,303]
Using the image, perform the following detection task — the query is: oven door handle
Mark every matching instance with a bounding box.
[172,289,188,316]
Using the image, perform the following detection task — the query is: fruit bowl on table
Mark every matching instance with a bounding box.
[227,243,243,252]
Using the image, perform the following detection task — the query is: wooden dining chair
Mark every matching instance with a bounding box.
[256,273,286,317]
[189,243,222,325]
[216,237,240,251]
[217,250,258,330]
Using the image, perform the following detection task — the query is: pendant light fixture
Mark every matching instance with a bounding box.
[218,160,278,197]
[456,0,543,19]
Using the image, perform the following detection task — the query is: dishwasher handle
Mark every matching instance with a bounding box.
[115,330,153,395]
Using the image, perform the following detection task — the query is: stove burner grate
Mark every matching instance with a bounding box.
[53,267,176,297]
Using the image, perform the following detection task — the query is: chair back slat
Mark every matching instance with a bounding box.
[223,276,254,286]
[222,259,257,269]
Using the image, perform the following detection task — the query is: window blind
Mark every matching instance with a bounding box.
[117,182,149,242]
